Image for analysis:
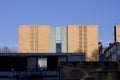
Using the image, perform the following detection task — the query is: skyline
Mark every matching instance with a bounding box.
[0,0,120,47]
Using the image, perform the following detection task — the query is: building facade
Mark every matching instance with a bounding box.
[19,25,98,60]
[114,25,120,42]
[19,26,50,53]
[99,42,120,61]
[99,25,120,61]
[67,25,98,59]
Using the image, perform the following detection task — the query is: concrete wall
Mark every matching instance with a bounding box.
[61,27,67,53]
[19,25,98,60]
[50,27,56,53]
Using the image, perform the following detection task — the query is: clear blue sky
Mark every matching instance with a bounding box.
[0,0,120,47]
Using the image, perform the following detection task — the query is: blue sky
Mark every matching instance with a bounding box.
[0,0,120,47]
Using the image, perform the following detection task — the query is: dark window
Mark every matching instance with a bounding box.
[47,56,58,70]
[56,43,61,53]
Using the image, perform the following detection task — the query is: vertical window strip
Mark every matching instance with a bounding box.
[30,27,34,52]
[79,26,82,51]
[84,26,87,52]
[35,26,39,52]
[56,27,61,53]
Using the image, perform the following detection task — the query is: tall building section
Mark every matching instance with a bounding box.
[50,27,56,53]
[87,26,98,59]
[61,27,68,53]
[68,25,98,59]
[19,26,31,53]
[50,27,67,53]
[19,25,50,53]
[114,25,120,42]
[19,26,68,53]
[19,25,98,60]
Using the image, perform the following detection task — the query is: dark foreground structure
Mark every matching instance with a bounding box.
[0,53,120,80]
[0,53,85,80]
[99,42,120,61]
[60,62,120,80]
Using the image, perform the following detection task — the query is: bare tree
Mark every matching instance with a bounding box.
[0,47,1,53]
[75,48,84,53]
[91,49,99,61]
[75,48,99,61]
[2,46,10,53]
[87,57,93,61]
[0,46,18,53]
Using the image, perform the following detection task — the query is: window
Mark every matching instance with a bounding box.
[38,58,47,70]
[56,27,61,42]
[56,43,61,53]
[56,27,61,53]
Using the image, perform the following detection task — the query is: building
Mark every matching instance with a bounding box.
[19,25,50,53]
[0,53,85,80]
[19,25,98,60]
[99,42,120,61]
[114,25,120,42]
[100,25,120,61]
[68,25,98,60]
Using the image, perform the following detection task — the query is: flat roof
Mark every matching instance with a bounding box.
[0,53,85,57]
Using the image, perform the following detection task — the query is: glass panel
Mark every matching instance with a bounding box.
[28,58,37,71]
[56,27,61,43]
[56,43,61,53]
[38,58,47,70]
[56,27,62,53]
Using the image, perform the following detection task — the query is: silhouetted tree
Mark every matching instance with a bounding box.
[87,57,93,61]
[75,48,84,53]
[0,47,1,53]
[91,49,99,61]
[0,46,18,53]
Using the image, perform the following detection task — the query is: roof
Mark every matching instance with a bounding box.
[0,53,85,57]
[100,42,120,57]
